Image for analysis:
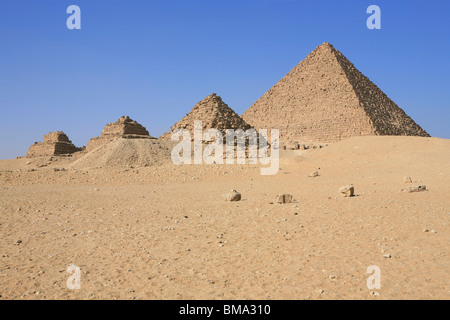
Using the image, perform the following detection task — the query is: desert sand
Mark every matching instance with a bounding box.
[1,135,448,300]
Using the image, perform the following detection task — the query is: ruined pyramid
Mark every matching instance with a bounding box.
[86,116,154,151]
[242,42,429,144]
[161,93,252,141]
[26,131,81,158]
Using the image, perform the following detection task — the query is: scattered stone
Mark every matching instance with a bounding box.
[403,176,413,183]
[286,143,299,150]
[370,291,380,296]
[308,171,319,177]
[223,190,241,202]
[401,185,427,193]
[383,254,391,258]
[339,185,354,197]
[15,240,22,245]
[277,194,293,204]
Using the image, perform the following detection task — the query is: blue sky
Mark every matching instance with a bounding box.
[0,0,449,159]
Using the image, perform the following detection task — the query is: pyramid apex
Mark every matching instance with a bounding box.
[205,92,222,102]
[316,42,335,51]
[304,42,337,60]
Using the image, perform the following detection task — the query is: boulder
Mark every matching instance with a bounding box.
[308,171,319,177]
[339,185,354,197]
[402,185,427,193]
[223,190,241,202]
[277,194,293,204]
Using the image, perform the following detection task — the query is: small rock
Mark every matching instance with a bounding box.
[222,190,241,202]
[370,291,380,296]
[383,254,392,258]
[403,176,413,183]
[308,171,319,177]
[401,185,426,193]
[277,194,293,204]
[15,240,23,245]
[339,185,354,197]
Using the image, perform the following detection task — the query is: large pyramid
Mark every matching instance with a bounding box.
[242,42,429,143]
[161,93,252,141]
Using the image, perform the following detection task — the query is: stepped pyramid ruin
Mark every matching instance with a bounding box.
[26,131,81,157]
[86,116,154,151]
[161,93,252,141]
[242,42,429,144]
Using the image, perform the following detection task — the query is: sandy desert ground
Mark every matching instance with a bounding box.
[0,135,449,300]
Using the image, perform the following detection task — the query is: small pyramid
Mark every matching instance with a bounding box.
[242,42,429,143]
[86,116,154,151]
[26,131,80,157]
[161,93,252,141]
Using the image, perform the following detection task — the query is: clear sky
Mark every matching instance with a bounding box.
[0,0,449,159]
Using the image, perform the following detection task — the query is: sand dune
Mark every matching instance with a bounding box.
[69,139,173,169]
